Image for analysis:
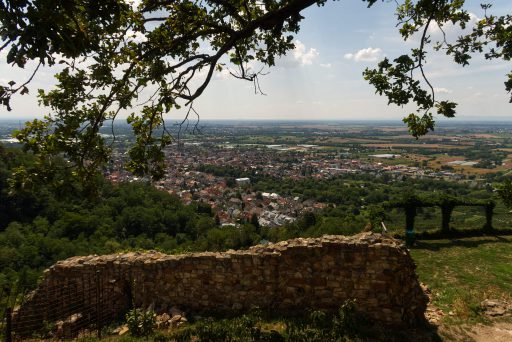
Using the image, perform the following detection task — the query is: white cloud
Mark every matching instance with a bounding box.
[401,12,481,46]
[126,0,142,10]
[428,12,480,38]
[433,87,453,94]
[344,47,382,62]
[215,68,231,80]
[277,40,319,68]
[320,63,332,68]
[293,40,319,66]
[126,29,147,43]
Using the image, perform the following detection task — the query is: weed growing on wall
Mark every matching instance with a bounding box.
[125,308,156,337]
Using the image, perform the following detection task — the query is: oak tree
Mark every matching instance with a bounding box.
[1,0,510,185]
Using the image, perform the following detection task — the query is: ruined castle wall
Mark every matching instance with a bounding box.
[14,233,427,332]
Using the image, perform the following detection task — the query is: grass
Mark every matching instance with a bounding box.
[410,235,512,324]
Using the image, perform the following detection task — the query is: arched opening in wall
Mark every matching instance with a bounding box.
[384,207,442,234]
[491,202,512,230]
[415,206,442,233]
[450,206,486,231]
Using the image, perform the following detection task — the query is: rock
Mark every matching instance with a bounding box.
[169,312,188,328]
[420,283,431,297]
[425,305,444,324]
[481,299,511,317]
[53,313,84,338]
[68,313,82,324]
[118,325,129,335]
[54,321,65,338]
[170,314,184,328]
[156,313,171,328]
[112,325,129,335]
[169,306,185,317]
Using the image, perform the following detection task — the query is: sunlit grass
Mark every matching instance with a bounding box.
[410,236,512,324]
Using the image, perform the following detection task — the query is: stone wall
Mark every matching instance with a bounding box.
[14,233,427,332]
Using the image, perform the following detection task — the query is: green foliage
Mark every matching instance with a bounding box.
[0,146,224,290]
[1,0,327,183]
[284,304,359,342]
[365,205,387,229]
[172,314,282,342]
[171,302,360,342]
[126,308,156,337]
[0,146,507,293]
[495,178,512,208]
[364,0,511,138]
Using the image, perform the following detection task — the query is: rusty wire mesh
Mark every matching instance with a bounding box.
[1,268,126,340]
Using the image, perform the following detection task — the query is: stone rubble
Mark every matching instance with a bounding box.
[481,299,512,317]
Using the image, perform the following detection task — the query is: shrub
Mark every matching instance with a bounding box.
[125,308,156,337]
[170,301,360,341]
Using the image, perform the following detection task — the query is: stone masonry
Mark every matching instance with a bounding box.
[14,232,427,333]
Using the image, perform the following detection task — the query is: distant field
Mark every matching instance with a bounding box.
[404,153,430,161]
[428,155,511,175]
[363,143,469,149]
[316,137,385,144]
[467,133,501,139]
[386,134,471,141]
[378,126,409,132]
[277,124,368,131]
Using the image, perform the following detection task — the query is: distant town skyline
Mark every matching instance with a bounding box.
[1,0,511,122]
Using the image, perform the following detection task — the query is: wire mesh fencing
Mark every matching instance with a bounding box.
[1,268,127,340]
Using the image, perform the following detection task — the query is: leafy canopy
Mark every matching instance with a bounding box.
[0,0,511,184]
[364,0,512,138]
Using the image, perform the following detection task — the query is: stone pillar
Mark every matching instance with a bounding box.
[440,204,455,233]
[484,202,495,232]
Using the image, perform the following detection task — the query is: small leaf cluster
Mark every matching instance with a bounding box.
[126,308,156,337]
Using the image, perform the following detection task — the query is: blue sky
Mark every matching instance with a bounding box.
[1,0,511,122]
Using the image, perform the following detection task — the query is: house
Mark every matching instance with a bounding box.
[235,177,251,186]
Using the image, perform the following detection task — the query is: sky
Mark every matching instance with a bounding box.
[1,0,511,123]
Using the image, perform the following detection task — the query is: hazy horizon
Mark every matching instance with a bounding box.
[2,116,512,125]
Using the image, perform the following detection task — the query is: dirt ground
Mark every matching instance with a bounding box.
[425,301,512,341]
[438,322,512,341]
[422,287,512,342]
